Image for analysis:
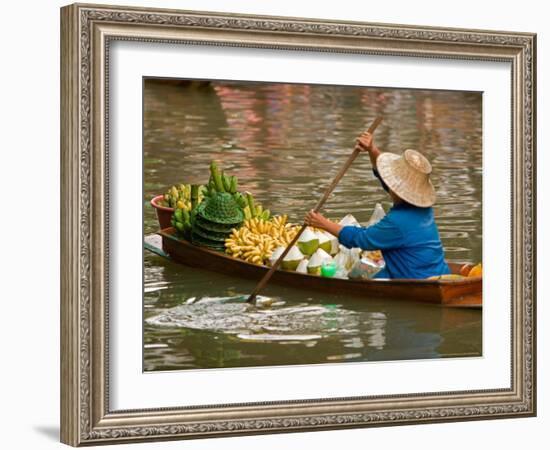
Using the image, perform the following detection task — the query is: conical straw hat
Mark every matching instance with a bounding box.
[376,149,436,207]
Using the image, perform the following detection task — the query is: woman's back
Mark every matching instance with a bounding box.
[338,203,450,279]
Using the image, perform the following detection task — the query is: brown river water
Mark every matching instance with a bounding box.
[143,79,482,371]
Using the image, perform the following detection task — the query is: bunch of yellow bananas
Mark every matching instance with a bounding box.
[162,184,206,211]
[225,215,300,265]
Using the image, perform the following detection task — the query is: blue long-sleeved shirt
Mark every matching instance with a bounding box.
[338,170,450,279]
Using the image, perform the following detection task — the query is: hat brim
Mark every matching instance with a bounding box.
[377,153,436,207]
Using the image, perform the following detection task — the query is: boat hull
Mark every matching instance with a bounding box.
[157,228,482,308]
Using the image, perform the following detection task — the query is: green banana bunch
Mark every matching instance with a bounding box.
[244,191,270,221]
[171,207,192,237]
[171,184,205,238]
[232,192,247,209]
[207,161,238,195]
[205,161,243,206]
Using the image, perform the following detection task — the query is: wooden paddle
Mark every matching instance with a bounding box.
[246,116,383,303]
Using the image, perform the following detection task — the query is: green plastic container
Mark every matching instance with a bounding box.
[320,261,337,278]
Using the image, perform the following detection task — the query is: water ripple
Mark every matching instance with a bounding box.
[146,298,363,344]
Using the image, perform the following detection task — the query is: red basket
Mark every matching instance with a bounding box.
[150,195,174,230]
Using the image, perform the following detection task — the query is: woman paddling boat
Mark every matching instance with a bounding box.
[304,131,451,280]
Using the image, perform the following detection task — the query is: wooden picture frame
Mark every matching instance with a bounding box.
[60,2,536,446]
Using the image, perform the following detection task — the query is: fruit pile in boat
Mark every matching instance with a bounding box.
[157,160,391,279]
[224,215,301,265]
[154,160,483,280]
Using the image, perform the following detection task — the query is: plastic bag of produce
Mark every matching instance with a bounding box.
[348,256,385,280]
[333,266,349,279]
[333,245,362,277]
[366,203,386,227]
[362,250,384,265]
[333,248,348,272]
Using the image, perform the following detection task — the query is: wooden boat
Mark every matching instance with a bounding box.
[150,228,482,308]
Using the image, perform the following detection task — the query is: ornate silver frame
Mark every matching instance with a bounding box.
[60,3,536,446]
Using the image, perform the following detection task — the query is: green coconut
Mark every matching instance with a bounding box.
[281,246,304,271]
[269,246,285,267]
[315,230,338,255]
[339,214,360,227]
[315,231,332,253]
[307,248,332,275]
[296,258,309,274]
[326,231,339,255]
[297,227,319,256]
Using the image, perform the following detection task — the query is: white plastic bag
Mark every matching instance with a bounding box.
[335,205,384,278]
[333,245,362,278]
[366,203,386,227]
[348,257,385,280]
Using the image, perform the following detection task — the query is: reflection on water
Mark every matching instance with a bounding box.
[143,79,482,371]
